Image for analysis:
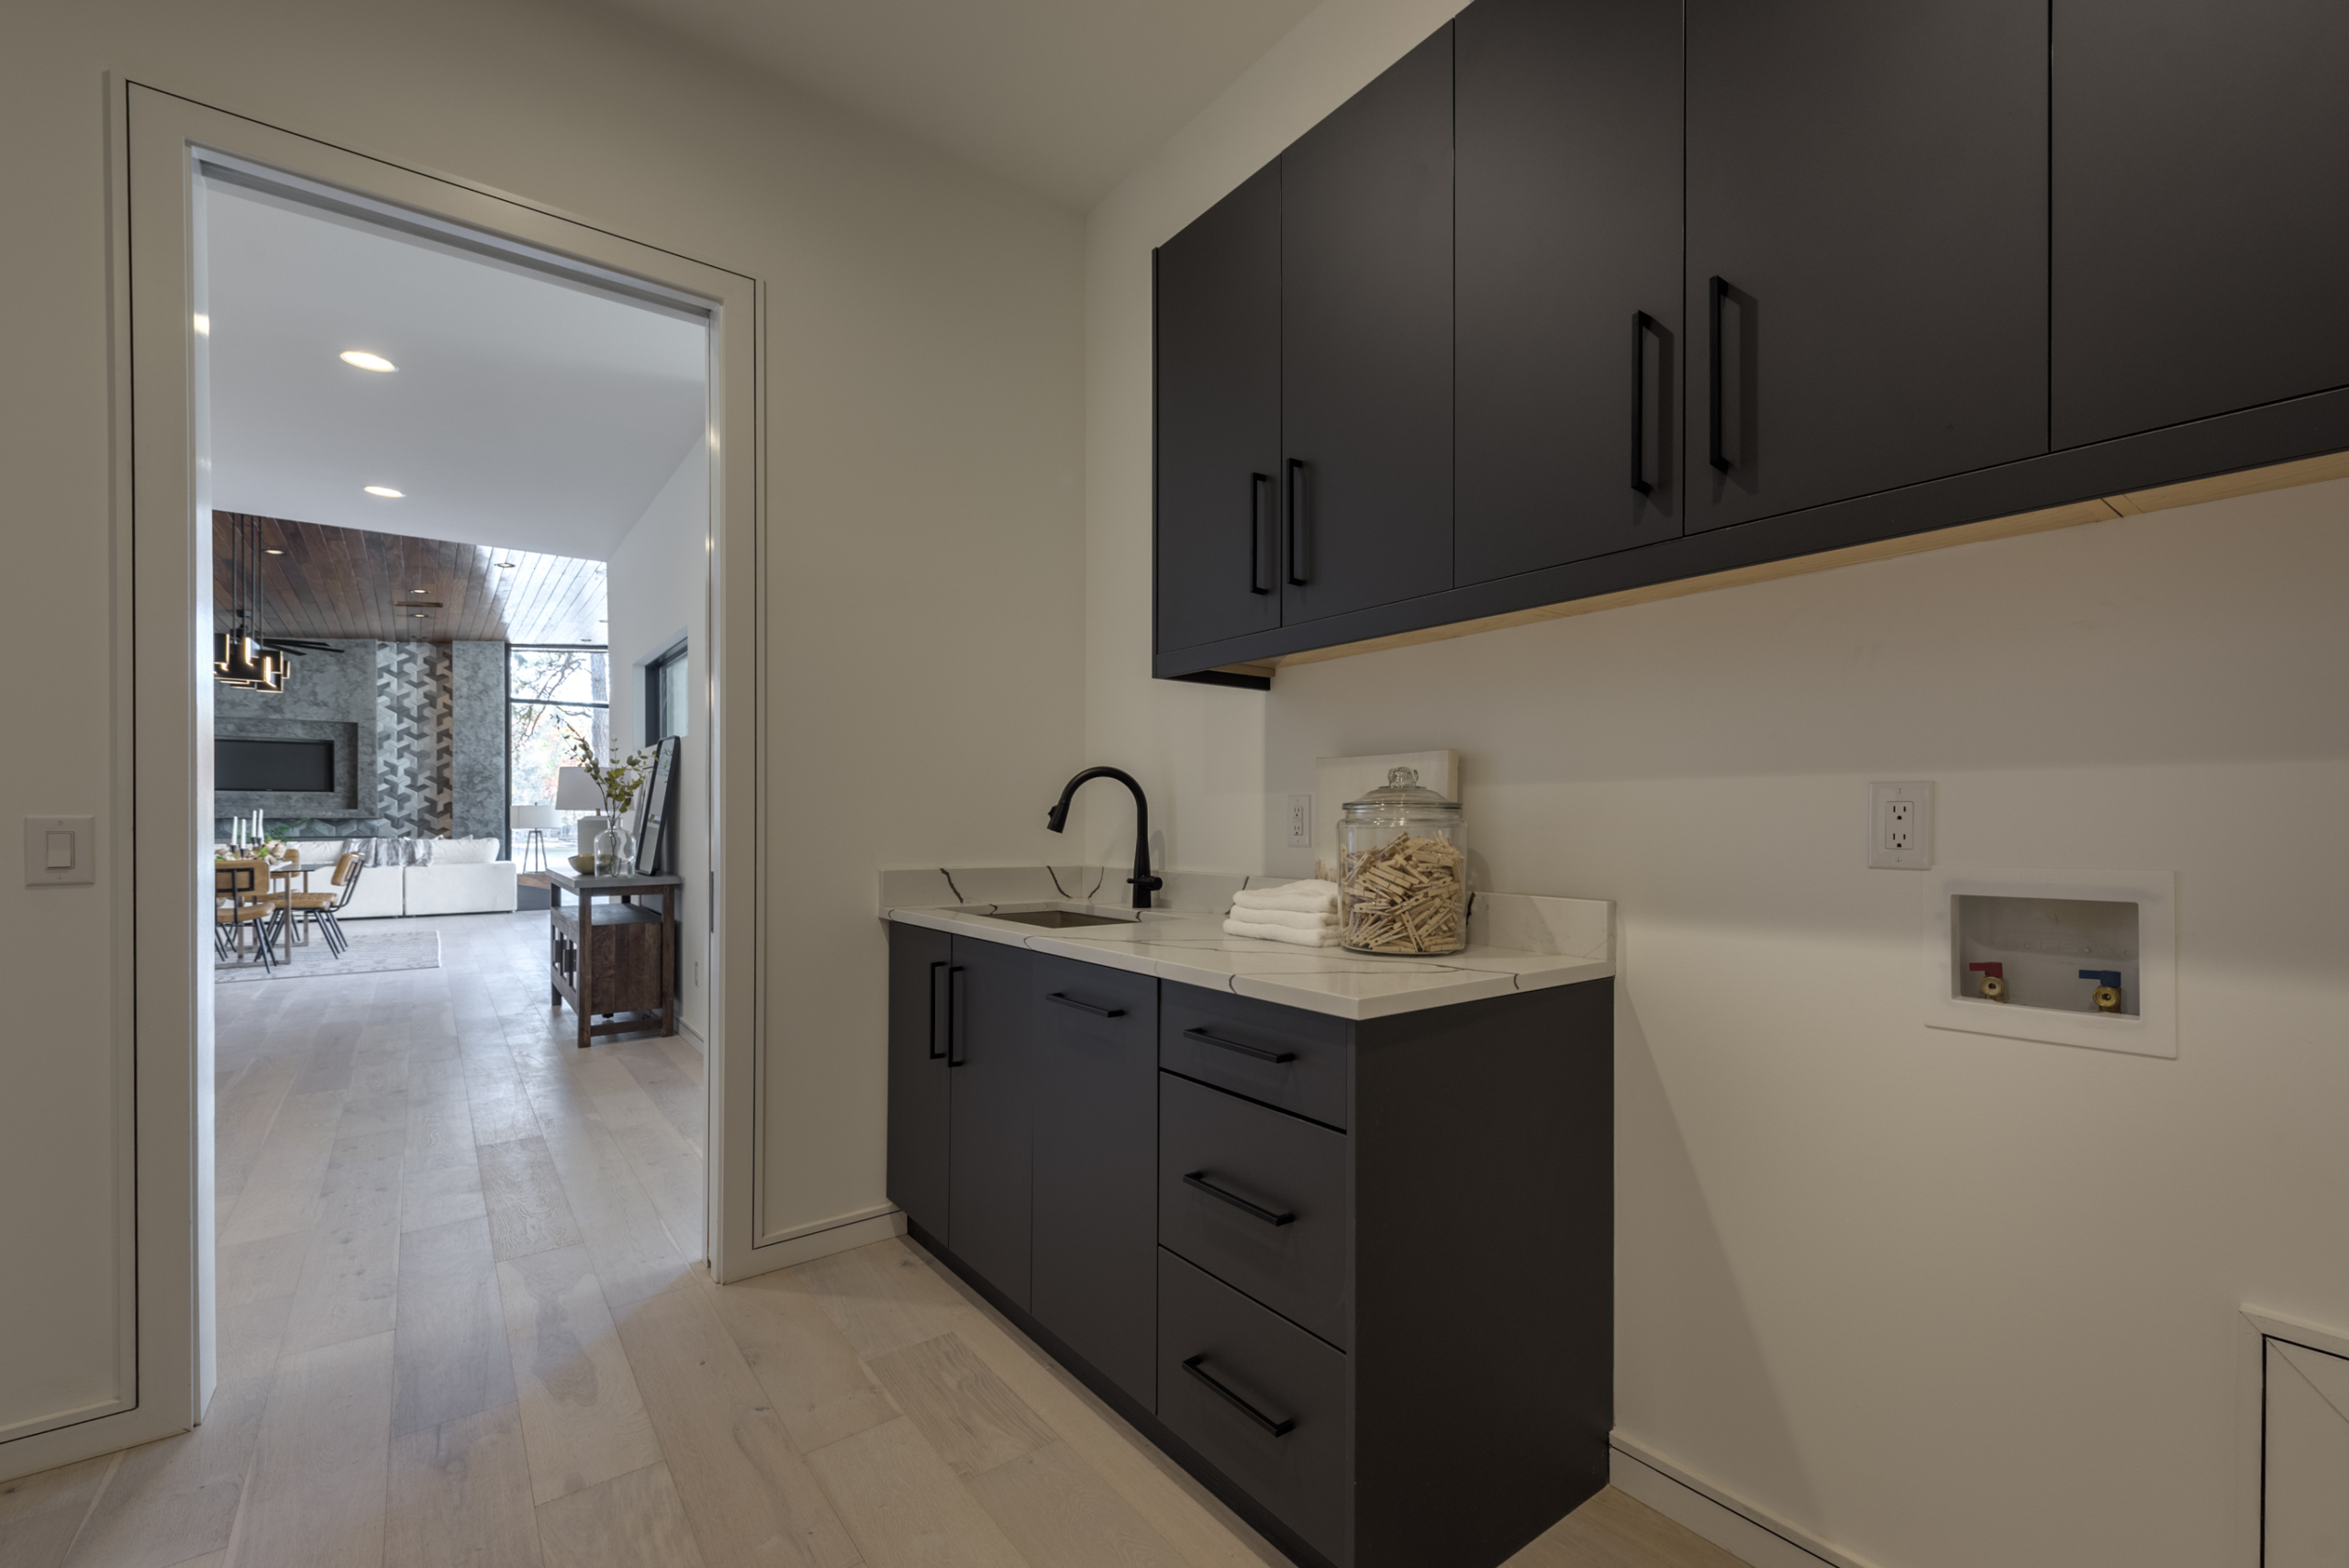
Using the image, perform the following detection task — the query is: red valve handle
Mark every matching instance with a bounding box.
[1967,962,2004,977]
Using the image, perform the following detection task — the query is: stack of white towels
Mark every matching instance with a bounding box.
[1222,879,1342,948]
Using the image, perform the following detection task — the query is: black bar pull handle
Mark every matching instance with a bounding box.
[928,961,949,1059]
[1249,473,1273,595]
[1183,1171,1295,1227]
[1182,1027,1295,1064]
[1181,1355,1296,1437]
[1708,276,1732,473]
[1045,991,1126,1019]
[1284,458,1308,585]
[1631,310,1659,495]
[946,964,967,1065]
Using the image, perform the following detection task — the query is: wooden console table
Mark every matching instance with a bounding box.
[547,869,683,1048]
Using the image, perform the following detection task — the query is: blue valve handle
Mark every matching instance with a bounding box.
[2078,970,2122,986]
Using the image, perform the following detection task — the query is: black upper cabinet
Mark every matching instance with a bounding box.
[947,936,1032,1309]
[1684,0,2048,532]
[2053,0,2349,448]
[1279,27,1453,626]
[885,924,952,1240]
[1454,0,1685,585]
[1155,166,1284,655]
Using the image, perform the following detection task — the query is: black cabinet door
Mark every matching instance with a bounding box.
[1028,956,1160,1409]
[1155,165,1284,656]
[947,936,1032,1308]
[1455,0,1684,585]
[1280,25,1453,625]
[1684,0,2047,532]
[885,924,952,1240]
[2053,0,2349,448]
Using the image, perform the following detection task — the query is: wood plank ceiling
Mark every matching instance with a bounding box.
[213,512,607,645]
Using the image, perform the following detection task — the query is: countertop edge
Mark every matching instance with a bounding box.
[884,906,1616,1022]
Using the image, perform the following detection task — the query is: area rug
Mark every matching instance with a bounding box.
[215,928,442,983]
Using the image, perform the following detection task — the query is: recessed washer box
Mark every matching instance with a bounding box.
[1922,867,2176,1058]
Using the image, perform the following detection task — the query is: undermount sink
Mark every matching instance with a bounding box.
[985,908,1133,929]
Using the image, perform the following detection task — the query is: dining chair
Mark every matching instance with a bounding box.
[279,852,364,957]
[214,859,280,973]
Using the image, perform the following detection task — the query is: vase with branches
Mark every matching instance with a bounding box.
[563,723,652,872]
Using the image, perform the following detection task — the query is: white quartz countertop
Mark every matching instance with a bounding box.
[882,879,1614,1023]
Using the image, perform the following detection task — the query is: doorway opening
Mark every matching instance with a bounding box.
[197,149,718,1410]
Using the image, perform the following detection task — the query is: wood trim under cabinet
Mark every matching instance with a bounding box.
[1243,446,2349,677]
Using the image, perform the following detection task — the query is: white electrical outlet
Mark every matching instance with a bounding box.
[1867,781,1933,870]
[1286,794,1312,849]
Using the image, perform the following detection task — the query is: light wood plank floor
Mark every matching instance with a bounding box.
[6,911,1747,1568]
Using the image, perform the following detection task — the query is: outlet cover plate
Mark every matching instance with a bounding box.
[1867,781,1933,869]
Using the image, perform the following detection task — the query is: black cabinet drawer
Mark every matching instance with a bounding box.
[1160,982,1349,1129]
[1158,1249,1350,1565]
[1160,1073,1350,1349]
[1030,954,1160,1408]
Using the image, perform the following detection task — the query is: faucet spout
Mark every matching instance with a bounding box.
[1045,766,1162,910]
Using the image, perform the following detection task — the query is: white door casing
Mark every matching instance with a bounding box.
[0,78,763,1484]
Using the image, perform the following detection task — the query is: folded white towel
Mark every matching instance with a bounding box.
[1231,878,1341,915]
[1223,916,1341,948]
[1225,906,1335,931]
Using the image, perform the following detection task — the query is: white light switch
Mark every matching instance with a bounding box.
[25,817,95,885]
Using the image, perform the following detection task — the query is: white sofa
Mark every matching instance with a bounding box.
[284,839,518,917]
[406,860,519,916]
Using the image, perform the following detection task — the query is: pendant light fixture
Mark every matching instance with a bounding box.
[215,515,341,693]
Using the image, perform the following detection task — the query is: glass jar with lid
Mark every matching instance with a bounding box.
[1338,766,1468,954]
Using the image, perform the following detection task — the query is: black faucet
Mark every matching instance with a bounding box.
[1046,766,1163,910]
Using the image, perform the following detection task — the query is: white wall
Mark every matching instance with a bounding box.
[1085,4,2349,1565]
[607,440,712,1040]
[2,0,1085,1448]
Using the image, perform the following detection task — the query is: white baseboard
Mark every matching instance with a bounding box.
[1610,1436,1890,1568]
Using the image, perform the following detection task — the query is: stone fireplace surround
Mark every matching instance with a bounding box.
[215,638,507,847]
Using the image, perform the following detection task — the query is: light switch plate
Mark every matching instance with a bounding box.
[1866,782,1932,870]
[25,816,95,885]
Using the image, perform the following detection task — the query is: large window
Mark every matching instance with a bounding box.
[511,645,607,851]
[646,640,688,744]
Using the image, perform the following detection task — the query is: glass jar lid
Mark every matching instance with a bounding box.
[1341,766,1461,818]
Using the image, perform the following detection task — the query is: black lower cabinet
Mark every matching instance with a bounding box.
[945,935,1032,1309]
[1029,955,1160,1408]
[885,925,952,1239]
[889,924,1613,1568]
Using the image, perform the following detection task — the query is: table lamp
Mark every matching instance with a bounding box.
[554,767,606,843]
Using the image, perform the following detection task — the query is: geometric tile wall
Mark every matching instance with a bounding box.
[374,639,452,838]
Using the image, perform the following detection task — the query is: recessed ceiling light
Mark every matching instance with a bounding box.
[193,314,211,336]
[497,561,518,569]
[340,350,396,372]
[411,587,429,594]
[363,485,403,498]
[264,548,284,555]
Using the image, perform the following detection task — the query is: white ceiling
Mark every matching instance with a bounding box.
[596,0,1322,206]
[203,181,708,563]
